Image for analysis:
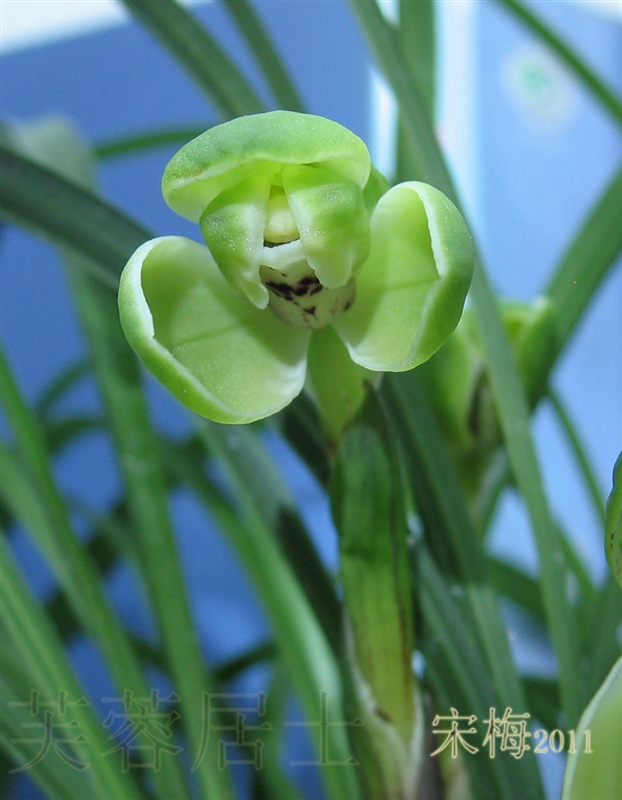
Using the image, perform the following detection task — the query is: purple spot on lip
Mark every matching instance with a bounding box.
[266,281,294,298]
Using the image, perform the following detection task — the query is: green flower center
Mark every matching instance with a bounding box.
[260,188,355,330]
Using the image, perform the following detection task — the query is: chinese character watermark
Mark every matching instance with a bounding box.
[430,707,479,758]
[430,707,592,759]
[483,707,531,759]
[9,690,91,772]
[285,691,362,766]
[192,692,271,771]
[102,689,181,771]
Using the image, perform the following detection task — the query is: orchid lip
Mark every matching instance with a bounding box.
[258,240,356,330]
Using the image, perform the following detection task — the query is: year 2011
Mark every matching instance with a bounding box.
[534,729,592,754]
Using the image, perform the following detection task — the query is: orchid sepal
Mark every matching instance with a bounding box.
[118,235,310,424]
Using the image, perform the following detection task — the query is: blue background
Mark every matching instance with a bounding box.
[1,1,620,798]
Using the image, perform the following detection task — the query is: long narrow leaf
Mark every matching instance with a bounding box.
[197,423,341,652]
[194,421,359,800]
[0,144,148,289]
[1,540,143,800]
[63,204,233,799]
[35,359,90,415]
[469,264,585,724]
[222,0,305,112]
[349,0,594,725]
[582,577,622,698]
[548,390,606,526]
[0,352,192,800]
[94,124,209,160]
[120,0,264,117]
[348,0,449,194]
[385,372,543,799]
[1,685,92,800]
[10,116,232,799]
[544,164,622,358]
[394,0,435,182]
[416,546,537,800]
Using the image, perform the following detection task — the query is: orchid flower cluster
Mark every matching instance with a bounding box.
[118,111,474,434]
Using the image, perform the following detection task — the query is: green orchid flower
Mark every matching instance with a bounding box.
[118,111,473,433]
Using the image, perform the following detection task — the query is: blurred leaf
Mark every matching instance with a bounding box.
[488,558,545,623]
[580,576,622,698]
[94,124,210,159]
[0,539,143,799]
[544,165,622,367]
[250,667,305,800]
[0,679,97,800]
[121,0,265,117]
[521,677,560,732]
[548,390,606,527]
[0,144,147,289]
[222,0,305,112]
[415,546,539,800]
[469,263,585,724]
[35,359,90,415]
[395,0,435,182]
[277,393,331,488]
[195,423,341,652]
[39,416,104,455]
[605,452,622,589]
[0,356,191,799]
[385,372,543,799]
[348,0,448,189]
[8,115,230,800]
[192,421,359,800]
[561,654,622,800]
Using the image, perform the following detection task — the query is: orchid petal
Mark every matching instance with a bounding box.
[282,164,370,289]
[334,181,473,371]
[199,174,272,308]
[118,236,310,424]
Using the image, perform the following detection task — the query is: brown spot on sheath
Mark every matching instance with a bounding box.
[343,298,353,311]
[303,306,317,316]
[310,283,323,296]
